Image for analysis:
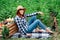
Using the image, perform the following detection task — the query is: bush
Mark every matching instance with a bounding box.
[2,26,9,39]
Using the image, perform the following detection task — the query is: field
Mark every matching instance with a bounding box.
[0,0,60,26]
[0,0,60,40]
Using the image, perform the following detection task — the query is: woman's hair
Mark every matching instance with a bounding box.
[16,9,25,17]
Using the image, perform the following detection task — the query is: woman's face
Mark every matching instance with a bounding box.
[19,9,25,15]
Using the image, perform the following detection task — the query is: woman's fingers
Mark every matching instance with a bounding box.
[26,34,32,36]
[37,11,44,16]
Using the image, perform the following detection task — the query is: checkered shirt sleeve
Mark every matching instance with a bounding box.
[14,16,27,35]
[26,12,40,17]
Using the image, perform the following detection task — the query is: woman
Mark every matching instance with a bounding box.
[14,5,53,36]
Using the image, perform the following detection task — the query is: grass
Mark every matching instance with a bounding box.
[0,0,60,40]
[0,0,60,27]
[1,32,60,40]
[1,34,60,40]
[1,37,60,40]
[0,38,54,40]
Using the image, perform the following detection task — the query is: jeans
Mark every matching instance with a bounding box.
[27,16,46,33]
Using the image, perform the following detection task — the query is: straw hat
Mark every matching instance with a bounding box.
[17,5,25,10]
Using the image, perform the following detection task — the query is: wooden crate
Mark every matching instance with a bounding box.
[0,23,18,38]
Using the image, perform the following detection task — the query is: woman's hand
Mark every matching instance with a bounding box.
[37,11,44,16]
[35,28,45,32]
[26,34,32,37]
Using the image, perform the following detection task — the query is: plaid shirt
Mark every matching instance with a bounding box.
[14,12,39,35]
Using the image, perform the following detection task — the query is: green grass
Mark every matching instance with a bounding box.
[9,38,52,40]
[0,0,60,40]
[0,0,60,27]
[0,33,60,40]
[1,37,60,40]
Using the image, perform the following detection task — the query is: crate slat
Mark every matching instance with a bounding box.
[9,30,17,37]
[0,23,18,37]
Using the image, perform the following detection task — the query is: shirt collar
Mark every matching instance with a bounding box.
[16,15,25,19]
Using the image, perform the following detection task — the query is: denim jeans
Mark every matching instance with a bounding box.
[27,16,46,33]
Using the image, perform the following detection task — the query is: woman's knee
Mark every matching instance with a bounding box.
[32,16,36,19]
[35,19,42,23]
[35,19,40,22]
[34,19,40,24]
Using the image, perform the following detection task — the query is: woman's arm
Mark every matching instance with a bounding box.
[14,17,27,35]
[26,11,44,17]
